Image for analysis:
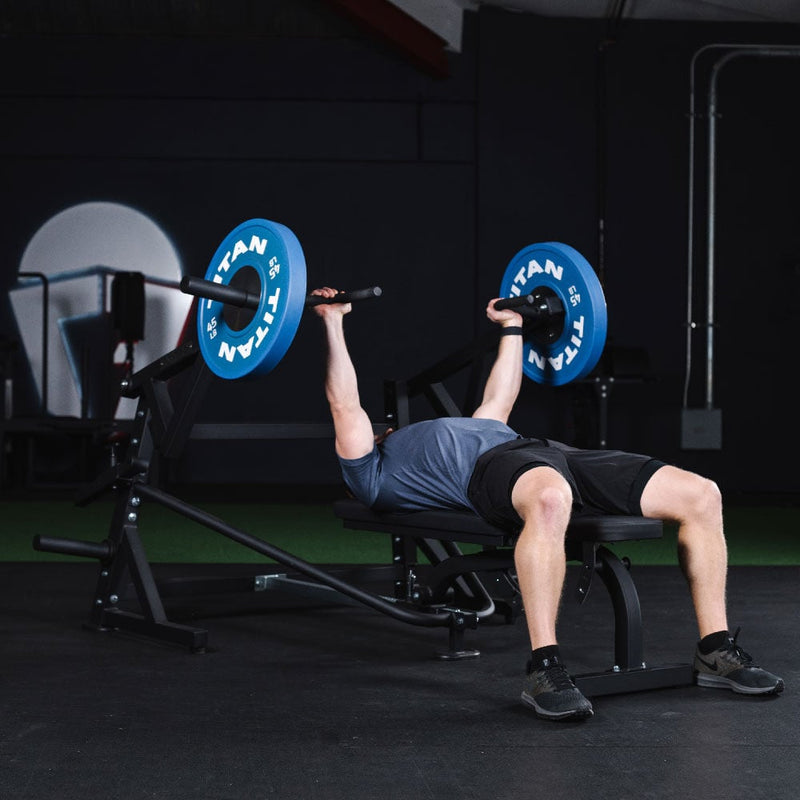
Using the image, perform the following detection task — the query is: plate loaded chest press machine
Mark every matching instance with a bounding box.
[34,219,694,698]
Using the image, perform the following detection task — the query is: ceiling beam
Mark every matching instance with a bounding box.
[386,0,468,52]
[322,0,451,78]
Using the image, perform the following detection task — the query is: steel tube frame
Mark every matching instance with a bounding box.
[685,43,800,410]
[134,481,475,631]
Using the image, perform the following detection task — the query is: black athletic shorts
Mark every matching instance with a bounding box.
[466,438,666,532]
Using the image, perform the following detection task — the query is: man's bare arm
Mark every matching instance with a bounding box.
[471,300,524,424]
[313,288,376,460]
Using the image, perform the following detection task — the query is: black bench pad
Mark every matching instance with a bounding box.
[333,499,663,546]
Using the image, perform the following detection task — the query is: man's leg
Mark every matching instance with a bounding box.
[511,466,573,649]
[639,465,728,637]
[512,466,594,720]
[640,465,783,695]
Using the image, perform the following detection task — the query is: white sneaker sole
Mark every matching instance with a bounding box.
[696,673,784,695]
[521,691,594,720]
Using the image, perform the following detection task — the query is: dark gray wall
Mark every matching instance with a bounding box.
[1,4,799,496]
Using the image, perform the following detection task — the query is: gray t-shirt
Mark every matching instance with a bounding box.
[338,417,519,512]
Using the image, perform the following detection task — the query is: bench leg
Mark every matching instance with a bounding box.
[434,617,481,661]
[571,546,694,696]
[596,545,645,670]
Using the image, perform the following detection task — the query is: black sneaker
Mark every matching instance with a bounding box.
[521,656,594,720]
[694,628,784,695]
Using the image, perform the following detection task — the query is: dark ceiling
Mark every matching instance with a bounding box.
[2,0,798,79]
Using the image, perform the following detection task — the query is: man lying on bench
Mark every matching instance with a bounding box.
[310,287,784,722]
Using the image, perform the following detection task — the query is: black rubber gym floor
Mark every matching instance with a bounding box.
[1,561,797,800]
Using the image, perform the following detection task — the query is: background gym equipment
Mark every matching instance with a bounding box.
[32,332,487,657]
[27,217,691,691]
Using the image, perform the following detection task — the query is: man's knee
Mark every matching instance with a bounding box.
[644,466,722,524]
[688,475,723,521]
[512,467,573,526]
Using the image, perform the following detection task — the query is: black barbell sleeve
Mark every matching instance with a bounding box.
[495,294,564,320]
[180,276,260,310]
[305,286,383,306]
[494,294,537,310]
[180,276,382,309]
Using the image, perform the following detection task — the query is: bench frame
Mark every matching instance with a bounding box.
[333,499,694,696]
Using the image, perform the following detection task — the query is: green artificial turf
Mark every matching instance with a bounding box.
[1,498,799,566]
[0,500,390,564]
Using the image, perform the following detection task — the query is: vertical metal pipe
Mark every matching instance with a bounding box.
[684,48,702,409]
[703,47,800,410]
[687,45,800,414]
[705,66,719,410]
[595,0,627,286]
[17,272,49,415]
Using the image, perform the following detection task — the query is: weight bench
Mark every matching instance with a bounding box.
[333,498,694,697]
